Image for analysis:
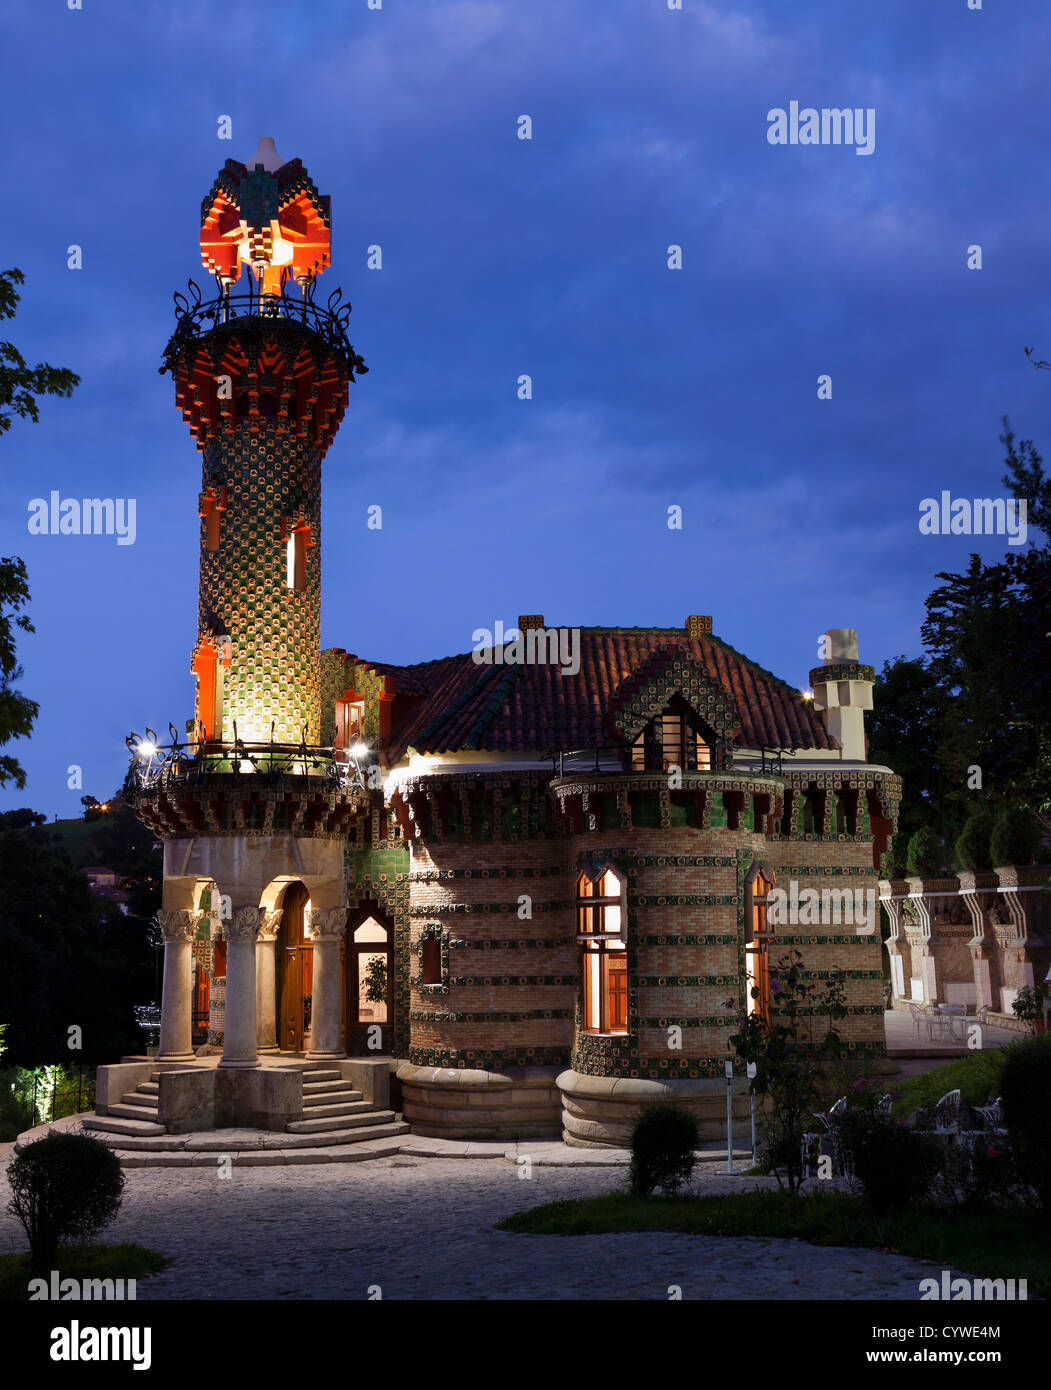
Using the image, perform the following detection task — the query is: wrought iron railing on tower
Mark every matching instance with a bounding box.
[123,723,370,794]
[159,275,368,376]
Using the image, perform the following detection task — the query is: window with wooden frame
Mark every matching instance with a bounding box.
[745,867,774,1024]
[334,696,365,749]
[576,867,628,1034]
[630,698,712,772]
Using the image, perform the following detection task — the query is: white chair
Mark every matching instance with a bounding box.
[932,1088,963,1141]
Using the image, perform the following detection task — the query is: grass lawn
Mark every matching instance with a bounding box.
[892,1046,1017,1117]
[0,1244,170,1300]
[498,1189,1051,1296]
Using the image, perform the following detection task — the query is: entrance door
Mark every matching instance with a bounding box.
[346,912,393,1056]
[278,882,313,1052]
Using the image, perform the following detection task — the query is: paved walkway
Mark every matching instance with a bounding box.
[0,1139,955,1300]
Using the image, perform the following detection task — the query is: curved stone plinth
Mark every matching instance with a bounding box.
[557,1070,754,1148]
[396,1062,562,1140]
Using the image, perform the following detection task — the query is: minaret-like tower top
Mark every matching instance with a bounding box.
[199,136,332,298]
[158,140,366,751]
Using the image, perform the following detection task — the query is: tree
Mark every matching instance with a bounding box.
[1000,415,1051,544]
[0,269,81,788]
[0,268,79,436]
[868,655,952,870]
[0,821,153,1065]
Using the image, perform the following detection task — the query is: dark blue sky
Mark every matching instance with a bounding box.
[2,0,1048,817]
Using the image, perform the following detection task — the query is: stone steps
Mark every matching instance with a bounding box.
[303,1082,362,1102]
[110,1133,409,1168]
[297,1100,373,1121]
[286,1107,399,1135]
[86,1113,167,1138]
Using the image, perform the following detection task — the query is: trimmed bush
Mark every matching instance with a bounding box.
[906,826,944,878]
[999,1033,1051,1217]
[6,1132,125,1269]
[836,1081,943,1217]
[990,806,1043,868]
[954,809,994,873]
[628,1105,700,1198]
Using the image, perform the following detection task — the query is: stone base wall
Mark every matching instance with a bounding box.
[396,1062,562,1140]
[558,1069,753,1148]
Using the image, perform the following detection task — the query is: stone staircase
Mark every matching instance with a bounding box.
[78,1061,410,1166]
[87,1077,165,1138]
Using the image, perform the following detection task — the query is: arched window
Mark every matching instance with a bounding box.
[745,867,774,1023]
[576,867,628,1034]
[354,917,389,1025]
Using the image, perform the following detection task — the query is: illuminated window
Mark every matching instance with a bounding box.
[286,526,307,592]
[335,698,365,749]
[193,642,218,740]
[576,868,627,1034]
[745,868,774,1023]
[631,702,711,772]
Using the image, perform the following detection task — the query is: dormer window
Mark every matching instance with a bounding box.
[630,698,712,772]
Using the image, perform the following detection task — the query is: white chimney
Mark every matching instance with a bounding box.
[808,628,874,761]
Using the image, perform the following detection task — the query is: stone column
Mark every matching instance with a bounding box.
[256,909,283,1054]
[305,906,347,1061]
[157,909,201,1061]
[879,881,907,1001]
[960,871,1000,1014]
[220,906,262,1069]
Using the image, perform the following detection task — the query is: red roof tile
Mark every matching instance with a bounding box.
[359,626,834,761]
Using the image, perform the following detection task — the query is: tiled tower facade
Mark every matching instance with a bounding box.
[163,138,366,747]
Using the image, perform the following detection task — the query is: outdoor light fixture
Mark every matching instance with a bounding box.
[137,740,158,758]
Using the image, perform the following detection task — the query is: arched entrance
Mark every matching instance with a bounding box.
[277,882,313,1052]
[345,906,393,1056]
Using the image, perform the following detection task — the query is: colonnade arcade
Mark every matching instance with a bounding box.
[154,859,353,1069]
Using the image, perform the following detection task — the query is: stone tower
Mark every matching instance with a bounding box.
[131,141,367,1078]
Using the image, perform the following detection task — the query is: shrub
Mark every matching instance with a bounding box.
[954,810,994,873]
[728,951,847,1196]
[999,1033,1051,1217]
[1012,984,1048,1028]
[907,827,944,878]
[837,1082,943,1217]
[933,1134,1022,1212]
[990,806,1043,867]
[628,1105,700,1198]
[6,1132,125,1269]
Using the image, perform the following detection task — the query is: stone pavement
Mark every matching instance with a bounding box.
[0,1139,955,1300]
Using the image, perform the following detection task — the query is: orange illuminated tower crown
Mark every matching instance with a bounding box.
[160,137,367,749]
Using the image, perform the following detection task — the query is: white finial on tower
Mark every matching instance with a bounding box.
[249,137,283,172]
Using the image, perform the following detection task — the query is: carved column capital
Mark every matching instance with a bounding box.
[305,906,347,942]
[156,909,202,944]
[257,908,283,943]
[227,905,263,942]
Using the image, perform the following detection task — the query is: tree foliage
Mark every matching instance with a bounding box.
[0,268,79,436]
[0,269,80,788]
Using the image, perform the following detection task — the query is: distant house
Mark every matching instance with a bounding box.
[82,866,130,915]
